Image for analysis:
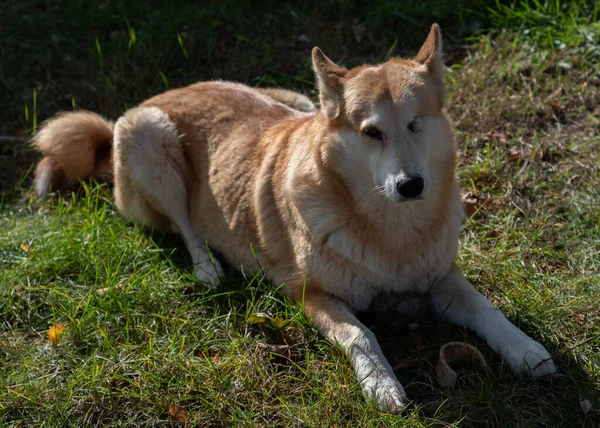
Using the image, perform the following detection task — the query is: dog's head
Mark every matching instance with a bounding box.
[313,24,455,204]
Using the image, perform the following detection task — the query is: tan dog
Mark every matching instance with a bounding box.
[32,25,556,412]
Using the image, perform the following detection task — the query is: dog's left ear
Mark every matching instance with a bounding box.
[414,24,443,79]
[312,47,348,118]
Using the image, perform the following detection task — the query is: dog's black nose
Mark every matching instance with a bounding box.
[396,176,424,199]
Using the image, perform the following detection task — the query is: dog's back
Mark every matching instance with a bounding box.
[138,82,314,268]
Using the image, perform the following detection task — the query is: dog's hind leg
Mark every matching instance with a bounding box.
[113,106,223,287]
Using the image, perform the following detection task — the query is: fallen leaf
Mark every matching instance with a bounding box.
[484,130,509,145]
[545,99,561,111]
[48,323,67,345]
[168,403,187,422]
[573,313,586,323]
[20,242,31,253]
[194,346,221,360]
[539,147,552,161]
[507,147,531,162]
[461,192,478,217]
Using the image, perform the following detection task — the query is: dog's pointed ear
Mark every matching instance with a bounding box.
[312,47,348,118]
[414,24,443,78]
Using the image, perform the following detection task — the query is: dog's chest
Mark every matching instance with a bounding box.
[307,202,464,311]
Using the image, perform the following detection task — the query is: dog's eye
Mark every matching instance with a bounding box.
[407,119,420,133]
[363,127,383,141]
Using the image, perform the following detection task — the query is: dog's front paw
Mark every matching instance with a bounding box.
[362,375,409,413]
[505,336,557,377]
[193,259,224,288]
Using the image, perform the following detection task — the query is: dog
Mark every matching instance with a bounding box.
[32,24,556,412]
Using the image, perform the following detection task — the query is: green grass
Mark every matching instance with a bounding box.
[1,0,600,426]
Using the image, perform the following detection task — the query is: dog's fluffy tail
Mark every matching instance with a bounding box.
[32,111,114,197]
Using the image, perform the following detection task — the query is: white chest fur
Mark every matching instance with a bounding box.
[304,187,465,311]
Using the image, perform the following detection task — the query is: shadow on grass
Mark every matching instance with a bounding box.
[146,229,599,426]
[359,299,599,426]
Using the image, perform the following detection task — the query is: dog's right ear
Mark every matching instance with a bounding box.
[312,48,348,118]
[414,24,443,80]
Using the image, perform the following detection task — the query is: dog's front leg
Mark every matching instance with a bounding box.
[302,291,408,412]
[430,265,556,376]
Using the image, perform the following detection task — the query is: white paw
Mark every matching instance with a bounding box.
[505,336,557,377]
[362,375,409,413]
[193,259,224,288]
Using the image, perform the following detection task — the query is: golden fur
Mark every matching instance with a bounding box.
[32,25,556,412]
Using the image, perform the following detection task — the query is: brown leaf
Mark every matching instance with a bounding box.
[48,323,67,345]
[539,147,552,161]
[461,192,478,217]
[507,147,531,162]
[168,403,187,422]
[20,242,31,253]
[194,345,221,360]
[573,313,586,323]
[484,130,509,145]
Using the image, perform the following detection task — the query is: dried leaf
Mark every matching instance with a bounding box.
[48,323,67,345]
[194,346,220,360]
[20,242,31,253]
[168,403,187,422]
[484,130,509,145]
[507,147,531,162]
[461,192,478,217]
[573,313,586,323]
[539,147,552,161]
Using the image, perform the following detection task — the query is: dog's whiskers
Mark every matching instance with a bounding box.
[370,184,387,198]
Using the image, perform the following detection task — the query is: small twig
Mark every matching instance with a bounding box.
[534,332,600,371]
